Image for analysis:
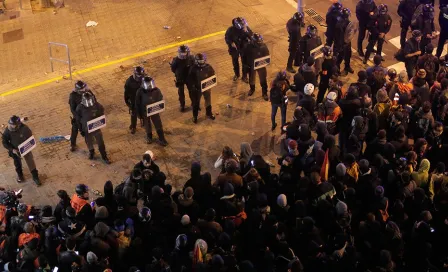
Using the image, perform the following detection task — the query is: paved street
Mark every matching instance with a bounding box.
[0,0,444,206]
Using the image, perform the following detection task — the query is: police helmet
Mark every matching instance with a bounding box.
[251,33,264,45]
[17,203,27,214]
[341,8,351,18]
[139,206,152,222]
[81,92,95,108]
[194,53,207,67]
[8,115,21,132]
[378,4,388,15]
[292,12,304,23]
[142,76,156,90]
[331,2,343,11]
[178,45,190,59]
[306,24,318,37]
[388,68,397,78]
[423,4,434,18]
[75,80,87,91]
[232,17,247,30]
[75,184,89,196]
[276,70,287,81]
[322,46,333,57]
[133,66,145,82]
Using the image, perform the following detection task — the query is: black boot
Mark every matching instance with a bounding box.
[180,104,185,112]
[358,50,365,57]
[241,75,249,83]
[130,127,136,134]
[70,145,76,152]
[146,134,153,144]
[89,149,95,160]
[193,116,198,124]
[156,130,168,146]
[102,155,111,164]
[206,106,215,120]
[345,67,354,74]
[17,171,24,183]
[286,67,296,73]
[233,75,239,81]
[31,169,41,186]
[248,85,255,96]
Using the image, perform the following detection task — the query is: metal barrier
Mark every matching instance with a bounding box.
[48,42,72,80]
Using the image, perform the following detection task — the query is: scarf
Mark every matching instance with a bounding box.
[192,239,208,269]
[320,150,330,181]
[396,82,413,95]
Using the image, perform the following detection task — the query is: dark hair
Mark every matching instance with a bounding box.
[66,237,76,250]
[373,55,382,65]
[57,190,69,200]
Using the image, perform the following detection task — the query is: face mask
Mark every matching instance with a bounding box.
[143,160,151,167]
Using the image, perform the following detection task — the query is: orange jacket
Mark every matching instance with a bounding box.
[18,232,40,248]
[71,194,89,214]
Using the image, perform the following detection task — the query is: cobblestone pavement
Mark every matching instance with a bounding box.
[0,0,435,206]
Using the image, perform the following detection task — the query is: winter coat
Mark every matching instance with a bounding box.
[134,87,164,119]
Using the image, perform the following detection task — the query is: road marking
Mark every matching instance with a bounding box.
[0,30,226,97]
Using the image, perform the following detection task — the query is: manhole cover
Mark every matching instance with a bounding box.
[2,29,24,43]
[304,9,318,17]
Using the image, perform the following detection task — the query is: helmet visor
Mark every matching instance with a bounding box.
[178,51,188,59]
[82,97,94,107]
[142,79,156,90]
[8,124,18,131]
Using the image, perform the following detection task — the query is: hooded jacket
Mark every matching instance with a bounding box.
[411,159,430,188]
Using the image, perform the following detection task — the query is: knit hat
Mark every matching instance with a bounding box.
[359,159,370,173]
[221,182,235,199]
[376,89,388,103]
[375,186,385,198]
[327,91,337,101]
[277,194,287,208]
[377,129,386,139]
[191,161,201,173]
[181,215,191,225]
[95,206,109,219]
[288,139,298,150]
[417,69,427,79]
[358,70,368,82]
[24,222,34,233]
[184,187,194,199]
[86,251,98,264]
[336,163,347,177]
[225,159,239,173]
[335,201,348,216]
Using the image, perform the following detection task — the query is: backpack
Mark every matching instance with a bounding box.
[368,67,386,91]
[394,49,406,62]
[379,199,389,222]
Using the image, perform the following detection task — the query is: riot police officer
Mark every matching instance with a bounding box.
[334,8,355,75]
[187,53,216,123]
[68,81,94,151]
[437,4,448,58]
[244,33,270,101]
[398,0,419,49]
[135,77,169,146]
[363,4,392,64]
[286,12,304,73]
[225,17,253,82]
[356,0,378,57]
[298,25,323,65]
[415,4,435,52]
[124,66,145,134]
[2,116,41,185]
[325,2,343,47]
[76,93,111,163]
[170,45,195,112]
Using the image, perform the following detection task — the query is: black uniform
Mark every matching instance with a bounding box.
[124,76,142,131]
[170,55,195,109]
[298,34,322,65]
[187,63,215,119]
[76,101,108,160]
[437,5,448,57]
[364,12,392,61]
[334,17,353,73]
[325,5,342,46]
[244,40,270,96]
[404,36,421,78]
[398,0,419,48]
[2,124,39,181]
[224,26,253,79]
[135,87,167,143]
[415,11,435,52]
[318,57,337,103]
[286,18,302,68]
[68,90,94,148]
[356,0,378,54]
